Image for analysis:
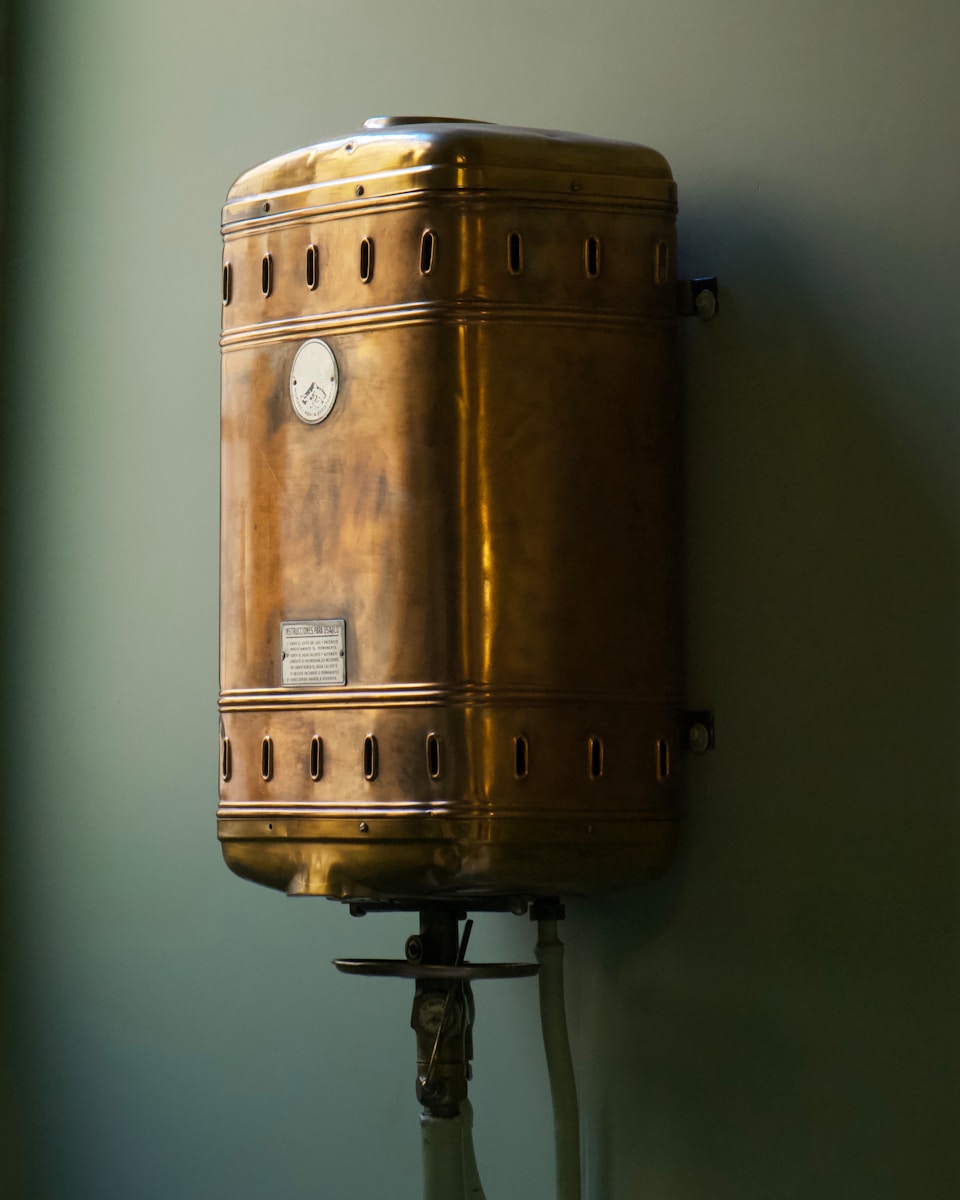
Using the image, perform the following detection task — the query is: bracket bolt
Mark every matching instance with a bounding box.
[695,288,717,320]
[688,722,711,754]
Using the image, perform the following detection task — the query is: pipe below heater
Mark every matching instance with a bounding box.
[421,1100,486,1200]
[419,919,581,1200]
[536,919,582,1200]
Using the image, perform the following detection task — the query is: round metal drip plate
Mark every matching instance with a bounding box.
[333,958,539,980]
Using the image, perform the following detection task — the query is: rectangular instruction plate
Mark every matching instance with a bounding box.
[280,620,346,687]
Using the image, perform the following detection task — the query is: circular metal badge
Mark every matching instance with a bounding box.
[289,339,339,424]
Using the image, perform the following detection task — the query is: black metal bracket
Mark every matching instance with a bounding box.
[347,897,527,917]
[677,276,719,319]
[679,709,716,754]
[530,898,566,922]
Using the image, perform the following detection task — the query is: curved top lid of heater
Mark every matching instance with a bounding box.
[222,117,676,228]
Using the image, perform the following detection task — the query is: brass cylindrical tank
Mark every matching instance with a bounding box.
[218,117,682,902]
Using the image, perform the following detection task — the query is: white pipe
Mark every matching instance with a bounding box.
[460,1100,487,1200]
[536,919,582,1200]
[421,1102,487,1200]
[421,1110,468,1200]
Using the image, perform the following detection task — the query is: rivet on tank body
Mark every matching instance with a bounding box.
[359,822,369,834]
[355,184,364,196]
[570,179,581,192]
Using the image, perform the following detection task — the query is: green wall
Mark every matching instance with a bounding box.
[4,2,958,1197]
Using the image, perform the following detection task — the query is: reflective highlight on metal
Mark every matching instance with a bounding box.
[219,117,683,901]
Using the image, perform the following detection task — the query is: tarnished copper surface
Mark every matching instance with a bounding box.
[219,118,682,901]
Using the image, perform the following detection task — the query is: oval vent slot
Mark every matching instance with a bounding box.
[585,235,601,278]
[420,230,437,276]
[654,241,669,286]
[514,735,529,779]
[363,734,379,781]
[426,733,442,780]
[588,736,603,780]
[507,230,523,275]
[260,735,274,781]
[310,735,323,781]
[359,238,375,283]
[305,244,319,290]
[656,738,670,781]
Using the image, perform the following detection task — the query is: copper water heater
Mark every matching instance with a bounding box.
[218,117,684,902]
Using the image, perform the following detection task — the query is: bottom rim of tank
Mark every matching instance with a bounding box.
[218,813,679,900]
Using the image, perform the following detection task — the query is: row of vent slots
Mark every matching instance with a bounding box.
[220,732,671,784]
[222,233,671,304]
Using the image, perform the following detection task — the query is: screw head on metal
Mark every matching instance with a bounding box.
[688,722,711,754]
[694,288,717,320]
[358,821,369,833]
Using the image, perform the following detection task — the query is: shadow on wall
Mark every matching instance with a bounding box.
[566,203,960,1200]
